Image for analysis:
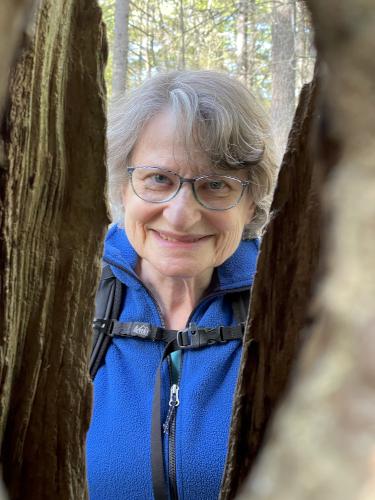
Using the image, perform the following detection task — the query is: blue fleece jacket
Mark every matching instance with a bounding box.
[86,224,258,500]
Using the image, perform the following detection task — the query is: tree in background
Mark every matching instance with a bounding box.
[271,0,296,158]
[112,0,130,99]
[99,0,314,155]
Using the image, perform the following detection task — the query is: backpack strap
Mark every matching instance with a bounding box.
[89,264,123,379]
[231,288,251,325]
[93,319,245,346]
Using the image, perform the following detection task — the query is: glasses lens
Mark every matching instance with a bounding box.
[131,167,180,202]
[195,175,244,210]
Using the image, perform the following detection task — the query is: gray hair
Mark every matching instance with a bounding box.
[107,70,277,238]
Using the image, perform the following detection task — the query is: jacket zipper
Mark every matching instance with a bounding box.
[163,381,180,500]
[164,359,182,500]
[104,258,250,499]
[162,287,250,500]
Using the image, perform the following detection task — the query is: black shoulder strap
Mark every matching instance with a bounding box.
[231,288,251,325]
[89,264,123,379]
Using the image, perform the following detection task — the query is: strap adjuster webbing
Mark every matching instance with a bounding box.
[93,319,244,347]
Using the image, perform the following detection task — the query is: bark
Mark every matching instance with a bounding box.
[112,0,130,99]
[0,0,36,120]
[271,0,296,159]
[231,1,375,499]
[0,0,108,498]
[220,73,319,500]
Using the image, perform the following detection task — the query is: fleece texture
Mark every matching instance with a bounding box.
[86,224,259,500]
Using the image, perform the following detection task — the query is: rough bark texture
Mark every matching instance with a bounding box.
[221,75,319,499]
[0,0,108,498]
[0,0,36,120]
[232,1,375,499]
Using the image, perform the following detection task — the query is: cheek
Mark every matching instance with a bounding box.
[213,212,247,237]
[211,215,246,259]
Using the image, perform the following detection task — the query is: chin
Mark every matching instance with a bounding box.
[158,265,201,279]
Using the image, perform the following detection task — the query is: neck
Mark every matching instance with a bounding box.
[136,259,213,330]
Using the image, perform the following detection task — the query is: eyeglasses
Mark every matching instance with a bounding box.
[127,166,251,211]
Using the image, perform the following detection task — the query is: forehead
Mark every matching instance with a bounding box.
[131,110,246,178]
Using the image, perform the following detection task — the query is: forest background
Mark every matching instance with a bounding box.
[99,0,315,157]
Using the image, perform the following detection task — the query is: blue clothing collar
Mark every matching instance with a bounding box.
[103,223,259,292]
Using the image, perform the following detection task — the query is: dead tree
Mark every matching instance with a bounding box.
[0,0,108,498]
[221,71,320,500]
[223,1,375,499]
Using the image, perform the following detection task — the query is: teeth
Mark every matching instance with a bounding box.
[159,233,198,243]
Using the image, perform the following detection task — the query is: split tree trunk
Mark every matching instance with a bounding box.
[238,1,375,498]
[0,0,108,498]
[221,72,320,500]
[223,1,375,499]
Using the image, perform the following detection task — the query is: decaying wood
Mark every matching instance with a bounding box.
[0,0,108,498]
[221,74,320,500]
[233,1,375,499]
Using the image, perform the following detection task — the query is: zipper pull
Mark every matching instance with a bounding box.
[163,384,180,434]
[169,384,180,407]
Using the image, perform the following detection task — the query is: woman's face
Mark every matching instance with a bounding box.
[122,110,255,281]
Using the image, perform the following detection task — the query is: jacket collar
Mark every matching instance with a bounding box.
[103,224,259,292]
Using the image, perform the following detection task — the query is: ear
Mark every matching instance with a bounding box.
[246,199,256,223]
[121,182,129,207]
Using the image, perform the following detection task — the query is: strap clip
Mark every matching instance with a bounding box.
[176,323,226,349]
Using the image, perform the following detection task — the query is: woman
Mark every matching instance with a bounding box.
[87,70,276,500]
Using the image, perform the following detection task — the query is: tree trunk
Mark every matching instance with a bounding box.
[225,0,375,499]
[271,0,296,159]
[111,0,130,100]
[221,71,319,500]
[0,0,108,498]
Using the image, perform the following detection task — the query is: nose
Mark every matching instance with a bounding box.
[162,183,202,230]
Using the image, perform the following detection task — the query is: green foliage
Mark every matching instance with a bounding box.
[99,0,314,108]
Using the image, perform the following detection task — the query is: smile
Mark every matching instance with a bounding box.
[151,230,209,244]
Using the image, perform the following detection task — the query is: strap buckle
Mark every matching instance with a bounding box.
[92,318,115,337]
[176,323,226,349]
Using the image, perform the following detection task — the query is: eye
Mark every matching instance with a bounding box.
[200,178,231,193]
[153,174,171,184]
[207,180,226,190]
[142,170,176,191]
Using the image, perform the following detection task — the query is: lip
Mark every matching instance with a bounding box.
[150,229,210,247]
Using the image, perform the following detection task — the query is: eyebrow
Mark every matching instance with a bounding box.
[132,164,241,178]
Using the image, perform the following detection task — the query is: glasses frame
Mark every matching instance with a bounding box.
[127,166,250,211]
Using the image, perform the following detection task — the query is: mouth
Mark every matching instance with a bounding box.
[151,229,210,245]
